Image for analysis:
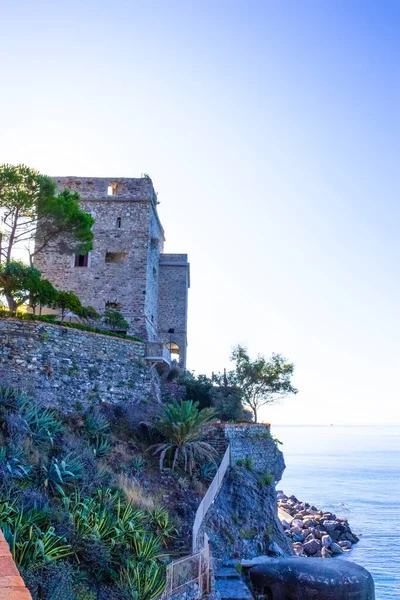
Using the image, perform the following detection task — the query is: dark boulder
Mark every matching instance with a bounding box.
[250,556,375,599]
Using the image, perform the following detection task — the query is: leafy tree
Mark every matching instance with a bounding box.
[229,345,298,423]
[80,305,100,322]
[149,399,216,473]
[53,290,82,321]
[0,164,94,265]
[0,260,42,315]
[29,278,59,315]
[103,308,129,331]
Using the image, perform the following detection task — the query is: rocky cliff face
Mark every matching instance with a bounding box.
[201,467,293,561]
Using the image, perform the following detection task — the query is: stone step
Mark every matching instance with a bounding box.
[222,559,241,568]
[216,566,241,580]
[215,578,254,600]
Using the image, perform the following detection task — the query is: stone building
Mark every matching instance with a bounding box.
[33,176,190,367]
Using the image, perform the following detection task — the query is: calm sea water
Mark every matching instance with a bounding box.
[272,425,400,600]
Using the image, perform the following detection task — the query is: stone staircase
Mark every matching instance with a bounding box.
[215,564,253,600]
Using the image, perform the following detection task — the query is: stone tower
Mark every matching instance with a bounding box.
[33,176,190,366]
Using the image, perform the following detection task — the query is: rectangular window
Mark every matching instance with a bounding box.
[75,254,89,267]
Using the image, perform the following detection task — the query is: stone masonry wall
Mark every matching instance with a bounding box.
[34,176,164,340]
[224,423,285,481]
[0,320,160,410]
[158,254,190,367]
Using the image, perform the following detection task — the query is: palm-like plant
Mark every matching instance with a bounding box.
[149,400,216,473]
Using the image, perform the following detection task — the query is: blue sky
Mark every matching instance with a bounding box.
[1,1,399,424]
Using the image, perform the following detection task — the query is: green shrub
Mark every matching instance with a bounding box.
[179,372,213,410]
[103,308,130,332]
[210,386,244,422]
[237,457,253,471]
[257,471,273,487]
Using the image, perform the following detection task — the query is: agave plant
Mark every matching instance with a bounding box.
[0,506,72,570]
[63,489,147,552]
[20,402,63,446]
[43,455,83,494]
[149,399,217,473]
[196,462,217,484]
[0,447,32,480]
[129,533,166,564]
[130,454,146,474]
[64,493,117,548]
[83,410,110,438]
[0,386,27,410]
[119,560,166,600]
[147,506,177,544]
[91,435,112,458]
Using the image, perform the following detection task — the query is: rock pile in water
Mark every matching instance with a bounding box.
[277,491,360,558]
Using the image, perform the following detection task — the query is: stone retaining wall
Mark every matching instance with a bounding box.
[0,319,160,410]
[224,423,285,480]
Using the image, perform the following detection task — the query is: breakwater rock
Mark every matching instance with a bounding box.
[277,491,359,558]
[249,556,375,599]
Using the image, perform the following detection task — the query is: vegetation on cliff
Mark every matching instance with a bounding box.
[0,385,217,600]
[175,345,298,423]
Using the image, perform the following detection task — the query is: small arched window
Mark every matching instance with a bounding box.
[107,183,117,196]
[166,342,180,363]
[116,217,122,229]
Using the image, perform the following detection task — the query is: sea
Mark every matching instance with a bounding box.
[272,425,400,600]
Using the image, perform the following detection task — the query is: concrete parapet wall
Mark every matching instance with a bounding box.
[0,319,159,410]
